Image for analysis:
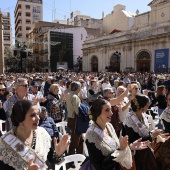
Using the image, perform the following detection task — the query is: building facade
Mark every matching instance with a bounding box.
[103,4,135,35]
[1,12,12,48]
[82,0,170,73]
[0,12,4,74]
[29,21,101,72]
[14,0,43,39]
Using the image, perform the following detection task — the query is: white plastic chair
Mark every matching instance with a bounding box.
[56,121,67,135]
[144,113,155,131]
[82,133,89,156]
[55,154,86,170]
[0,120,6,135]
[151,106,158,115]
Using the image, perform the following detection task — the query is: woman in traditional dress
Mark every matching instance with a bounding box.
[161,93,170,132]
[85,99,151,170]
[123,95,169,170]
[0,100,69,170]
[156,85,167,128]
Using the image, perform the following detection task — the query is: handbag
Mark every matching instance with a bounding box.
[75,103,90,135]
[79,159,96,170]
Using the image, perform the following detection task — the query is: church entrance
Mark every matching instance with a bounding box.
[136,51,151,72]
[91,56,98,72]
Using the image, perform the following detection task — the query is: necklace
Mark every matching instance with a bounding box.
[14,128,36,148]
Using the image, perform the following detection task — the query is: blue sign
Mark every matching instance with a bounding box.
[154,49,169,73]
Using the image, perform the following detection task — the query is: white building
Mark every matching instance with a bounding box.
[82,1,170,73]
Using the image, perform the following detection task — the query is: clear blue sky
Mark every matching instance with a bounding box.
[0,0,151,40]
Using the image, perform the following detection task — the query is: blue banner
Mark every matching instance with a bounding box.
[154,49,169,73]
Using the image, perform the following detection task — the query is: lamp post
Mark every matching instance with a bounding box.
[77,56,82,72]
[14,44,28,73]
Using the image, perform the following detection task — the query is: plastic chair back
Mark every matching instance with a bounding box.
[56,121,67,135]
[0,120,6,135]
[82,133,89,156]
[144,113,155,131]
[151,106,158,115]
[55,154,86,170]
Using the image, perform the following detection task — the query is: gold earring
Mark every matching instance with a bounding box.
[19,123,24,132]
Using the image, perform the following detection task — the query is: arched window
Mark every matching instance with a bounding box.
[137,51,151,60]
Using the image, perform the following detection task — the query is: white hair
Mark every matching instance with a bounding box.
[116,86,126,97]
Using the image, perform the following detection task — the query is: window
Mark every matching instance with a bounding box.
[3,30,10,35]
[26,21,31,24]
[4,37,10,40]
[3,20,9,24]
[26,12,31,17]
[4,26,10,30]
[26,5,30,10]
[33,6,40,13]
[33,14,39,20]
[74,16,78,22]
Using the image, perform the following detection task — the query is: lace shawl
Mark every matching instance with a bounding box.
[0,127,51,170]
[123,111,150,137]
[85,123,119,156]
[161,107,170,123]
[86,123,132,169]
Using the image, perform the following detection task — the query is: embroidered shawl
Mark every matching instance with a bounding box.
[0,127,51,170]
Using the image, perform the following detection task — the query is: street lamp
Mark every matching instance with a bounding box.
[77,56,82,71]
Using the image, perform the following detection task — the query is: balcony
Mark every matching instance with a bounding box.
[3,31,10,35]
[4,41,11,45]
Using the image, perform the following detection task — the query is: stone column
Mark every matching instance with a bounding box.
[0,12,4,74]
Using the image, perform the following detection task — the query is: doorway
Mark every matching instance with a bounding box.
[136,51,151,72]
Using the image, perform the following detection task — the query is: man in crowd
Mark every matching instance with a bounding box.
[3,78,36,131]
[39,106,59,139]
[66,81,83,168]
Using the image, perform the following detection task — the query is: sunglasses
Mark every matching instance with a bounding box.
[133,88,138,90]
[0,89,5,92]
[18,84,28,88]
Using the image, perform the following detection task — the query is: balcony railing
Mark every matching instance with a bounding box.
[4,41,11,44]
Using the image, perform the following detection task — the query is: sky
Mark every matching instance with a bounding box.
[0,0,152,41]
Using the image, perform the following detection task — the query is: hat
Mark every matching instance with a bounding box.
[79,79,84,83]
[0,84,6,89]
[36,77,44,81]
[158,75,165,80]
[30,81,39,87]
[40,106,46,111]
[48,76,53,79]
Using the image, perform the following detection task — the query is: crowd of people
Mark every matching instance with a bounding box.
[0,71,170,170]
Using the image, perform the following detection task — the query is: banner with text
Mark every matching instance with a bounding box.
[154,49,169,73]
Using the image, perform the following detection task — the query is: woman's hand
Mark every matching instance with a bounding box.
[27,159,40,170]
[130,138,150,150]
[152,129,163,139]
[54,134,70,157]
[119,135,129,150]
[160,133,170,141]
